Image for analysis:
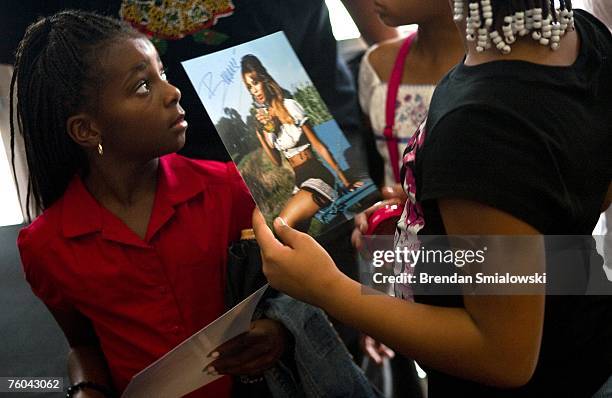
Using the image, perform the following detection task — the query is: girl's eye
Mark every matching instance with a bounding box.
[135,80,151,94]
[134,69,167,94]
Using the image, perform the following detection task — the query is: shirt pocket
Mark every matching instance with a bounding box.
[66,239,131,305]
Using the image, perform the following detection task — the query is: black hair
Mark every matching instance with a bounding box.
[460,0,574,53]
[10,10,142,220]
[491,0,574,26]
[240,54,286,106]
[494,0,569,23]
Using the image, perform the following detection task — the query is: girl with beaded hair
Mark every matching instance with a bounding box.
[253,0,612,396]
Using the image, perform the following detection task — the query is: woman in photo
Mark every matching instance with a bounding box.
[241,54,362,228]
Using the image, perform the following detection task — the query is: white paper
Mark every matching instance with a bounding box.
[121,284,269,398]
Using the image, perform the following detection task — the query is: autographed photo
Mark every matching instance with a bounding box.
[182,32,377,236]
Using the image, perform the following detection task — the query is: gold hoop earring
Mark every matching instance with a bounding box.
[97,143,103,156]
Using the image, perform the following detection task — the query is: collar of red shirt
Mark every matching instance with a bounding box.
[61,154,207,247]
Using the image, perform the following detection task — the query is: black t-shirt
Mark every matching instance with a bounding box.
[1,0,363,166]
[409,10,612,398]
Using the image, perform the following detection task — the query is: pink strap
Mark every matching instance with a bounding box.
[384,32,417,184]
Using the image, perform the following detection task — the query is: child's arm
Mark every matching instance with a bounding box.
[253,200,545,388]
[48,306,114,397]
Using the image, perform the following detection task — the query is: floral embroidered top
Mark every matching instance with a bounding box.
[393,120,427,300]
[120,0,235,40]
[358,45,435,187]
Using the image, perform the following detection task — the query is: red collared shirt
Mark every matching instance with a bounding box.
[18,154,255,397]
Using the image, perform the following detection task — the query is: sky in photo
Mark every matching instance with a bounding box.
[182,32,314,125]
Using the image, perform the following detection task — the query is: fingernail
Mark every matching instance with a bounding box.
[275,217,288,227]
[206,366,216,374]
[210,351,219,359]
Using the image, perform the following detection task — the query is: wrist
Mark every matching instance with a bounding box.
[312,269,350,309]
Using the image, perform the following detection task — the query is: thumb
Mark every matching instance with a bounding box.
[273,217,303,248]
[252,209,284,252]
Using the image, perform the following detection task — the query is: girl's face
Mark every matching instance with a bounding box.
[243,72,266,104]
[90,37,187,160]
[373,0,450,26]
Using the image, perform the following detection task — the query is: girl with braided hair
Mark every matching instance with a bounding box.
[254,0,612,396]
[12,10,290,398]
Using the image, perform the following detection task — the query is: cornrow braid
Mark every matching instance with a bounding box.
[10,10,142,220]
[452,0,574,54]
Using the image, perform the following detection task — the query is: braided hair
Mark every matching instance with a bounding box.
[453,0,574,54]
[10,10,142,220]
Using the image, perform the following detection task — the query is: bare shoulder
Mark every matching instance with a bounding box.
[367,37,405,82]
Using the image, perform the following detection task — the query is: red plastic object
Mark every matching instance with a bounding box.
[365,204,403,236]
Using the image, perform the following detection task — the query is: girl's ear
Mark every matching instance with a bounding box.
[66,114,102,149]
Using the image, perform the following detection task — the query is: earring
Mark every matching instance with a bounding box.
[97,143,103,156]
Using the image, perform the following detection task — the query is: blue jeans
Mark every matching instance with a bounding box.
[593,375,612,398]
[262,294,379,398]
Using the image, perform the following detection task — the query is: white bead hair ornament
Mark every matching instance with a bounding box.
[490,30,511,54]
[477,27,489,51]
[559,8,570,34]
[541,15,553,38]
[466,2,481,42]
[481,0,494,27]
[466,0,568,55]
[502,15,516,44]
[532,7,543,29]
[550,22,561,50]
[515,11,529,36]
[466,17,478,41]
[525,8,534,30]
[453,0,464,22]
